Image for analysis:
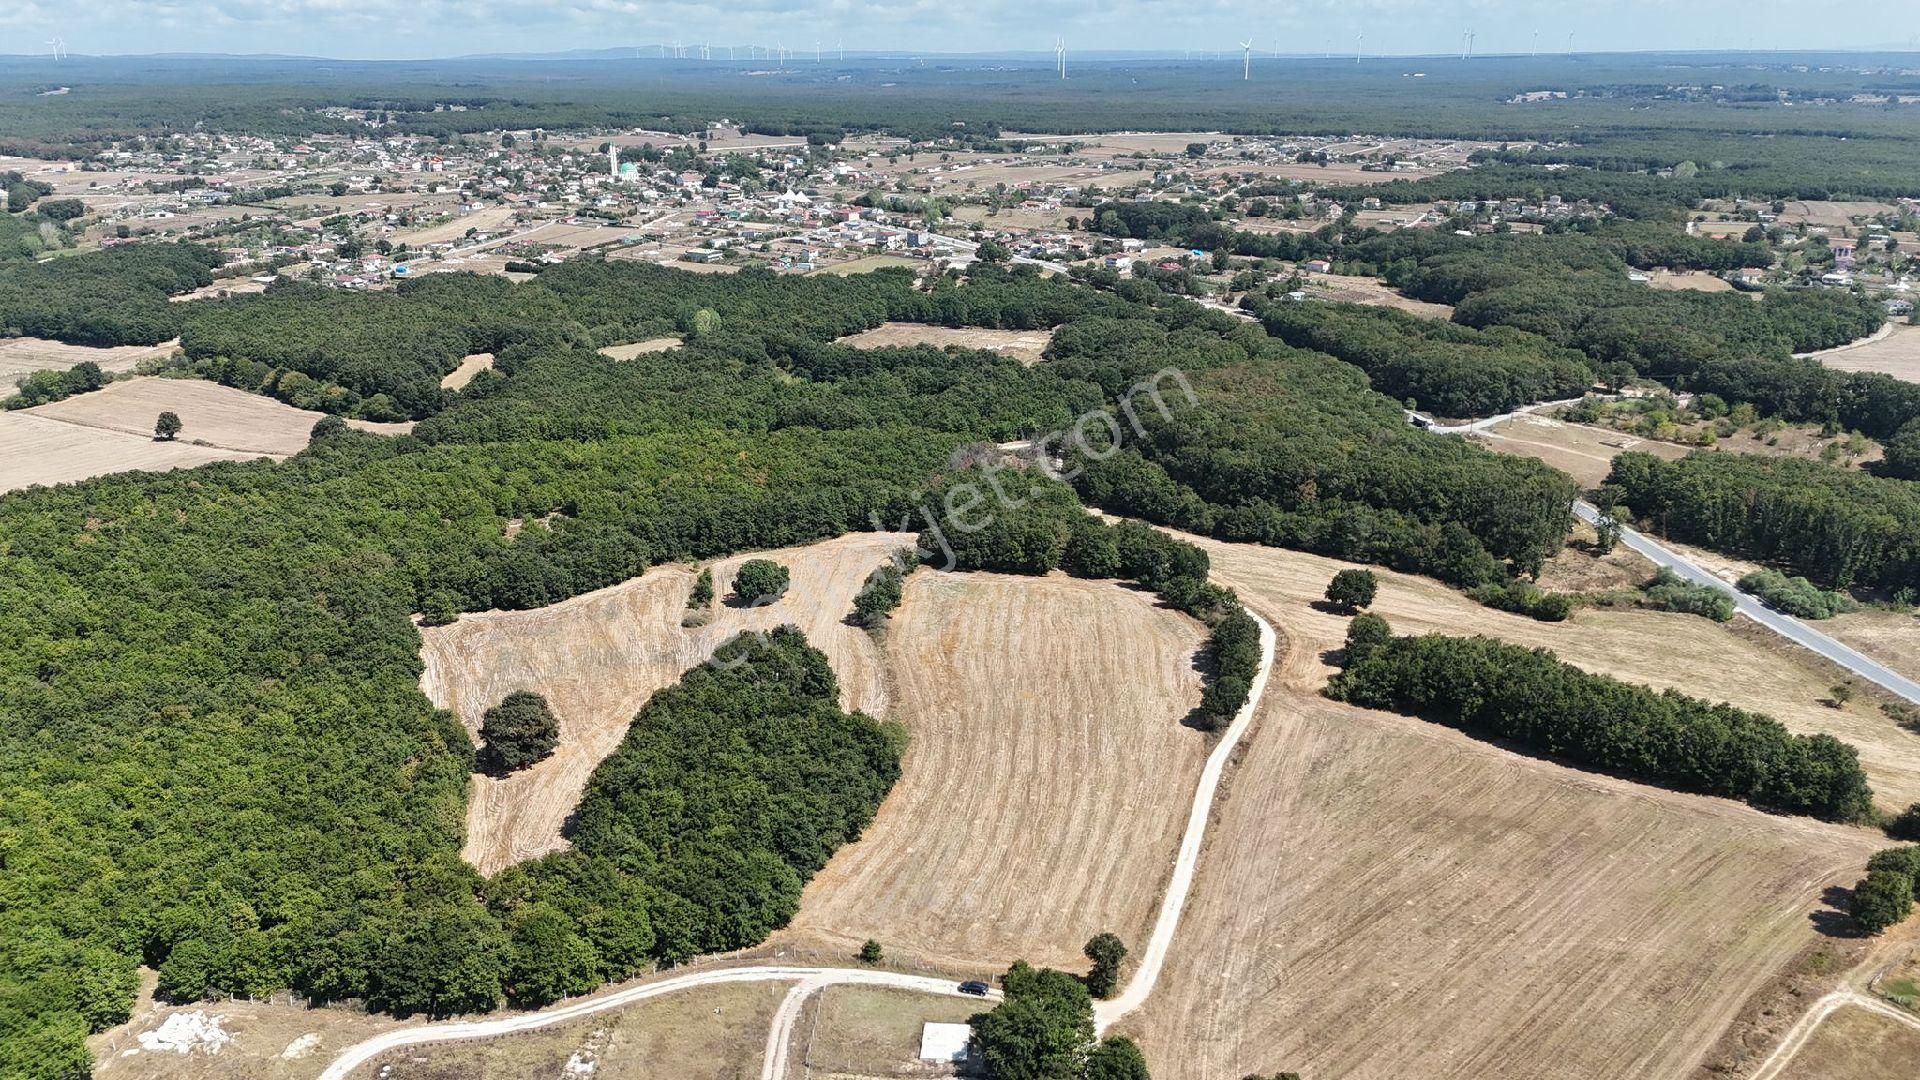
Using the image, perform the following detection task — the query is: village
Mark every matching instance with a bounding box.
[6,113,1920,318]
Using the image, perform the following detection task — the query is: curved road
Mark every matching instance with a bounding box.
[317,966,999,1080]
[320,606,1279,1078]
[1408,397,1920,707]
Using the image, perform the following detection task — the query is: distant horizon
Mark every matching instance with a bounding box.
[1,0,1912,65]
[3,44,1919,65]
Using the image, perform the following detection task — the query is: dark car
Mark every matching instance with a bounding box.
[958,980,991,996]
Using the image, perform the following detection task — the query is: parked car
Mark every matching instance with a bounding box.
[958,980,991,996]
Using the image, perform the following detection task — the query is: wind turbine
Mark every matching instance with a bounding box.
[1355,31,1364,64]
[1532,29,1539,57]
[1240,39,1253,80]
[815,40,821,63]
[1055,36,1067,79]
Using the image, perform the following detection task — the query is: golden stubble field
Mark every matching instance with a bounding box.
[834,322,1055,364]
[772,570,1209,974]
[0,378,411,493]
[1114,536,1886,1079]
[0,336,177,389]
[1813,322,1920,383]
[418,532,912,875]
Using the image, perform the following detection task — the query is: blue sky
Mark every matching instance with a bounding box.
[1,0,1908,61]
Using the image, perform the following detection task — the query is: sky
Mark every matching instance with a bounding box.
[1,0,1911,61]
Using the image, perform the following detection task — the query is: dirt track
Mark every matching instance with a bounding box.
[771,570,1208,974]
[418,533,912,875]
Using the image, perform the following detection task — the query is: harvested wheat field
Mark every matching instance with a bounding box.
[0,336,177,389]
[25,378,411,457]
[0,411,254,493]
[1116,684,1880,1080]
[349,981,787,1080]
[419,532,913,875]
[596,337,682,361]
[1185,535,1920,810]
[770,571,1208,975]
[440,352,493,390]
[835,322,1055,364]
[1775,1003,1920,1079]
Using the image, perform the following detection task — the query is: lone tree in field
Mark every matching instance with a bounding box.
[154,411,183,441]
[1083,932,1128,999]
[1849,867,1915,934]
[1324,568,1378,613]
[859,939,883,964]
[732,559,790,606]
[478,690,559,773]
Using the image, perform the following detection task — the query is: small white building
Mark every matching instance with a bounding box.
[919,1022,973,1064]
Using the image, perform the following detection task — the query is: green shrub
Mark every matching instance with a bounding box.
[1736,569,1854,619]
[1640,567,1734,621]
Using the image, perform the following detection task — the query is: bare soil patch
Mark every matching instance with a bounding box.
[351,980,786,1080]
[835,322,1054,364]
[395,205,518,247]
[596,337,683,361]
[25,378,411,457]
[813,254,922,276]
[1186,534,1920,810]
[419,532,912,875]
[91,972,403,1080]
[771,571,1208,976]
[0,336,176,389]
[440,352,494,390]
[1648,267,1738,293]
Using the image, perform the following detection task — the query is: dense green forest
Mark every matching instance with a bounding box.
[1251,299,1594,417]
[1327,629,1875,822]
[1048,317,1579,585]
[0,243,217,344]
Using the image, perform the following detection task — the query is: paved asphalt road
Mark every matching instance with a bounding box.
[1573,501,1920,706]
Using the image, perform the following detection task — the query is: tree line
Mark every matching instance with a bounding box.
[1327,625,1876,822]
